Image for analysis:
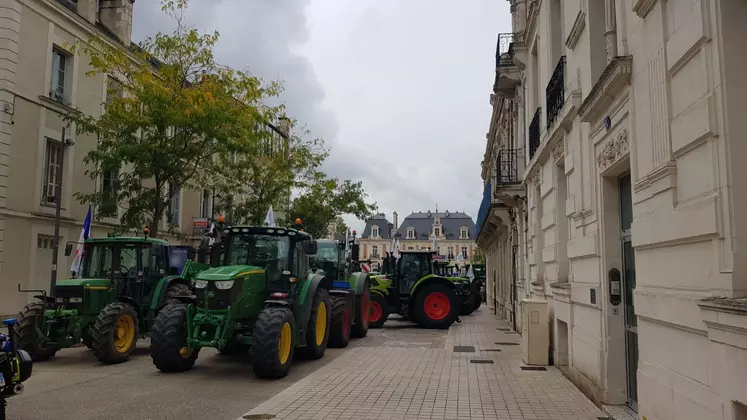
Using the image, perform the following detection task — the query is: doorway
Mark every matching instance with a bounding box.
[619,174,638,410]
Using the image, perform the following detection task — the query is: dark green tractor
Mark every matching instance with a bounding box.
[150,224,332,379]
[434,261,479,315]
[15,235,201,364]
[368,250,463,329]
[310,239,371,347]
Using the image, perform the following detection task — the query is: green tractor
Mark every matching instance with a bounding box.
[366,250,464,329]
[150,224,332,379]
[309,239,371,347]
[15,234,201,364]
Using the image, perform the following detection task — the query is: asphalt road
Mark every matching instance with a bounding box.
[5,317,447,420]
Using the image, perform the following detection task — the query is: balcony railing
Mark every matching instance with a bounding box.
[476,180,492,236]
[495,33,515,68]
[546,56,566,129]
[529,108,541,160]
[496,149,522,185]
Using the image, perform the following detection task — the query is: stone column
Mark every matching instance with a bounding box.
[604,0,618,63]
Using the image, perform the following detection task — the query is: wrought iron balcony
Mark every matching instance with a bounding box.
[495,33,515,68]
[529,108,541,160]
[496,149,522,185]
[546,56,566,129]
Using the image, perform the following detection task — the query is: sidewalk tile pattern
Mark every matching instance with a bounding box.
[238,312,607,420]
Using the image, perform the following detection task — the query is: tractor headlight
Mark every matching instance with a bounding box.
[215,280,234,290]
[56,297,64,303]
[194,280,208,289]
[69,297,83,303]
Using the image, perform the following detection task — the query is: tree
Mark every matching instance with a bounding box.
[289,175,377,239]
[471,247,485,264]
[332,216,349,237]
[68,0,283,236]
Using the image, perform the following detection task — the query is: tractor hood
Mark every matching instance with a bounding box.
[56,278,111,288]
[195,265,264,281]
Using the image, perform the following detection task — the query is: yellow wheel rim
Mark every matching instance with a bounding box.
[278,322,292,364]
[179,347,193,358]
[113,314,136,353]
[315,302,327,346]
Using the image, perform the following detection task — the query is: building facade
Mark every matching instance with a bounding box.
[478,0,747,419]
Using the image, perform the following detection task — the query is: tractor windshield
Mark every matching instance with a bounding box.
[310,243,340,280]
[225,233,290,273]
[77,243,146,278]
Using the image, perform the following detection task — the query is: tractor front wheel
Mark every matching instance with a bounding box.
[150,303,199,372]
[16,300,58,361]
[328,295,352,348]
[413,284,459,329]
[351,290,371,338]
[297,288,331,360]
[252,306,295,378]
[91,302,140,364]
[368,294,389,328]
[164,283,192,305]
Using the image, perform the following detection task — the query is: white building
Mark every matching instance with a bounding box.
[478,1,747,419]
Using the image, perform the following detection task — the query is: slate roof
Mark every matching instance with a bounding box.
[396,211,476,241]
[361,213,395,239]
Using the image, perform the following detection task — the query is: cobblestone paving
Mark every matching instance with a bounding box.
[238,311,607,420]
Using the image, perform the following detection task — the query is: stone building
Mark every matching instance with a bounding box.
[477,0,747,419]
[0,0,289,317]
[358,213,395,270]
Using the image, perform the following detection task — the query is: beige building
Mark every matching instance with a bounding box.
[0,0,288,317]
[478,0,747,419]
[359,211,477,271]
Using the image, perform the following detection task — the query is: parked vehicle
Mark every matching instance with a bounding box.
[1,318,33,419]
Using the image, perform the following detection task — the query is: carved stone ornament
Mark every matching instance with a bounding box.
[552,142,564,161]
[596,129,629,170]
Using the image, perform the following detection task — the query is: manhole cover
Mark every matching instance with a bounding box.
[453,346,475,353]
[495,342,518,345]
[243,415,276,420]
[482,349,502,352]
[470,359,494,364]
[520,366,547,371]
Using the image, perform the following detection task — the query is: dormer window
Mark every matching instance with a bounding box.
[407,227,415,239]
[371,226,380,238]
[434,227,441,237]
[460,227,469,239]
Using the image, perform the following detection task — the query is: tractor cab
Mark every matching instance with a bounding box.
[309,240,344,281]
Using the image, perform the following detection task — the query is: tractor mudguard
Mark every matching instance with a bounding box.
[347,272,371,297]
[264,299,292,308]
[149,276,191,310]
[116,296,146,331]
[410,275,455,299]
[296,272,332,332]
[370,288,388,299]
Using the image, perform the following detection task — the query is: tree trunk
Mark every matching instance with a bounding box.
[151,178,162,237]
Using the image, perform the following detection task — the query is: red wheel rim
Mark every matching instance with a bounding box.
[361,292,370,328]
[370,300,382,323]
[342,306,350,337]
[423,292,451,321]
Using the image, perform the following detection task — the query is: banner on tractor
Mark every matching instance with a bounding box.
[169,246,193,275]
[192,217,209,234]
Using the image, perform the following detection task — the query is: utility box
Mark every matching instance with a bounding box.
[521,298,549,366]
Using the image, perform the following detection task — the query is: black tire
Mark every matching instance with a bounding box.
[16,300,58,361]
[150,303,199,372]
[351,289,370,338]
[252,306,295,379]
[82,334,94,350]
[328,295,352,348]
[91,302,139,364]
[297,288,331,360]
[164,282,191,305]
[369,293,389,329]
[413,283,459,329]
[460,294,476,316]
[472,280,483,310]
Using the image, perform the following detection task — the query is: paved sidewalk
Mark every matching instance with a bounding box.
[238,310,606,420]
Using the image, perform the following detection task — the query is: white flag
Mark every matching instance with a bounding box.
[264,206,276,227]
[457,252,464,262]
[466,264,475,280]
[208,222,216,246]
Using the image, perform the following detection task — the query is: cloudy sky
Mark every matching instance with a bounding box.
[132,0,511,232]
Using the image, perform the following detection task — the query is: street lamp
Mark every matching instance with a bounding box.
[49,126,75,297]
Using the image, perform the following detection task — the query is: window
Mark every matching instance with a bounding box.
[50,48,68,103]
[407,228,415,239]
[105,77,122,107]
[460,228,469,239]
[42,139,63,205]
[461,247,468,259]
[448,246,454,259]
[407,246,414,250]
[434,227,441,237]
[200,189,212,218]
[37,234,56,250]
[168,186,181,226]
[100,167,118,217]
[437,246,441,255]
[372,245,379,258]
[371,226,379,238]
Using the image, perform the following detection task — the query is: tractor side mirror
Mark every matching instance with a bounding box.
[304,240,318,255]
[64,242,73,256]
[351,244,360,261]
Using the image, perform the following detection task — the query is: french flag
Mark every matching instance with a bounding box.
[70,205,92,274]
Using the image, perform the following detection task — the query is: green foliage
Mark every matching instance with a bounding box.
[67,0,283,235]
[471,247,485,264]
[290,174,377,239]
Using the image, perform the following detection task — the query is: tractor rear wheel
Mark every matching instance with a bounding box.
[459,294,476,316]
[413,284,459,329]
[151,303,199,372]
[368,294,389,328]
[16,300,58,361]
[328,295,352,348]
[252,306,295,378]
[91,302,140,364]
[297,288,331,360]
[351,290,371,338]
[164,283,191,305]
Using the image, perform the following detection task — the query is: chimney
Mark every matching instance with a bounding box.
[393,211,398,229]
[77,0,98,24]
[99,0,135,47]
